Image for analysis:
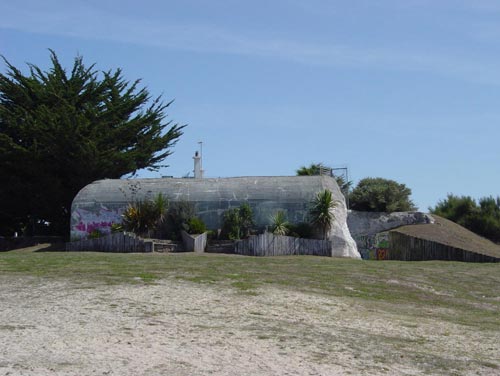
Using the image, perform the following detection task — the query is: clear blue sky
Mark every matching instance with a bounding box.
[2,0,499,211]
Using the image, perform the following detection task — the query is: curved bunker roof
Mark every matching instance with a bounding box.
[74,175,339,208]
[70,176,360,258]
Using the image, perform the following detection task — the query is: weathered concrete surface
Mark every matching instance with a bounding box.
[71,176,360,258]
[347,211,434,238]
[347,211,434,260]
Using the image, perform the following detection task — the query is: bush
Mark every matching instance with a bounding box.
[110,223,123,233]
[221,203,254,240]
[287,222,314,238]
[121,193,168,237]
[430,194,500,243]
[187,217,207,234]
[160,201,196,240]
[88,229,102,239]
[350,177,416,212]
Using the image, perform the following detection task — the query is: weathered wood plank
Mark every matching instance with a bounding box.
[235,233,331,257]
[66,232,155,253]
[388,232,499,262]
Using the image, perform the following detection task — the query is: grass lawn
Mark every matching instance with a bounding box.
[1,250,499,330]
[1,250,499,375]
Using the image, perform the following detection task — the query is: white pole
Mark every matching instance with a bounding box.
[198,141,203,178]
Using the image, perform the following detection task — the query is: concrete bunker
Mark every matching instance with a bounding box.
[70,175,360,258]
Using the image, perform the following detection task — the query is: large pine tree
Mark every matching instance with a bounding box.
[0,50,185,237]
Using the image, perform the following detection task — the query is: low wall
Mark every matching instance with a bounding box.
[235,233,331,257]
[66,232,153,252]
[206,240,235,254]
[181,231,207,253]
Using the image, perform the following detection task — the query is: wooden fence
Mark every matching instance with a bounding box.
[389,232,500,262]
[66,232,154,253]
[235,233,331,257]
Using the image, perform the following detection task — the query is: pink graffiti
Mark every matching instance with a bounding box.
[75,221,113,234]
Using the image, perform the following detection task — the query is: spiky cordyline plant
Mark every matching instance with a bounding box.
[309,189,337,240]
[270,210,289,236]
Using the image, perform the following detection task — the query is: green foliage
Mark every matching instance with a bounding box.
[121,193,168,237]
[153,193,168,225]
[205,230,217,240]
[349,177,416,212]
[296,163,324,176]
[287,222,314,239]
[0,51,185,237]
[270,210,289,236]
[110,223,123,233]
[309,189,337,239]
[334,175,353,197]
[162,201,196,240]
[222,203,255,240]
[430,194,500,243]
[238,203,254,237]
[222,208,242,240]
[88,229,102,239]
[296,162,352,199]
[187,217,207,235]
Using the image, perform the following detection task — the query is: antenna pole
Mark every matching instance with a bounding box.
[198,141,203,178]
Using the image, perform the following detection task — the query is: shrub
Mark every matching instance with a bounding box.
[270,211,289,236]
[221,203,254,240]
[430,194,500,243]
[187,217,207,234]
[287,222,314,238]
[88,229,102,239]
[350,177,416,212]
[121,193,168,237]
[110,223,123,233]
[161,201,196,240]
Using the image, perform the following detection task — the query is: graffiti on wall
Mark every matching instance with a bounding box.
[71,205,124,240]
[354,232,390,260]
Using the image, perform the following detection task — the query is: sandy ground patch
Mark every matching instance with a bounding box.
[0,276,498,375]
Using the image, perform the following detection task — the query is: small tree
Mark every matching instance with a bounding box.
[239,203,254,238]
[350,177,416,212]
[309,189,337,240]
[221,203,254,240]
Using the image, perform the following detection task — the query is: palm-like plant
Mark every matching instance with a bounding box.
[270,210,289,236]
[121,193,168,237]
[309,189,337,240]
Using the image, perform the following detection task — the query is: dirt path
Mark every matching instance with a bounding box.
[1,276,498,375]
